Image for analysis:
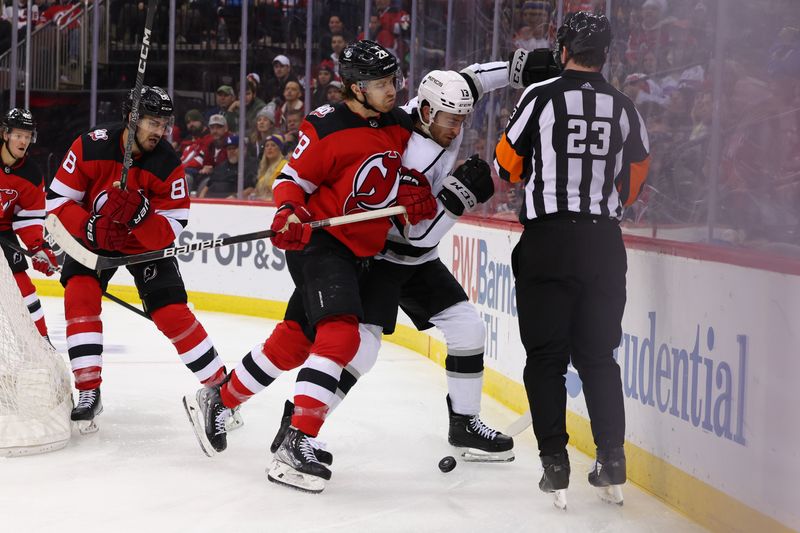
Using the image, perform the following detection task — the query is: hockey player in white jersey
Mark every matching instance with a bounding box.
[270,52,551,464]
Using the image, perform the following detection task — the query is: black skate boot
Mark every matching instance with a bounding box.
[539,451,570,510]
[182,384,230,457]
[588,446,626,505]
[447,395,514,462]
[71,388,103,434]
[268,427,332,493]
[270,400,333,465]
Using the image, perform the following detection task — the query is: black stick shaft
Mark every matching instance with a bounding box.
[119,0,158,190]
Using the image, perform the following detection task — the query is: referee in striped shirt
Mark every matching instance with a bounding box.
[494,12,650,504]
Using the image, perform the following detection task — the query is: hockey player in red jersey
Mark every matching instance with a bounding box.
[47,86,232,433]
[182,40,437,492]
[0,108,58,338]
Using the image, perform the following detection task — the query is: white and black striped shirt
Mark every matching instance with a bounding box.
[494,70,650,221]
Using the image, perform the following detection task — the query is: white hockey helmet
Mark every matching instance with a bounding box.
[417,70,474,129]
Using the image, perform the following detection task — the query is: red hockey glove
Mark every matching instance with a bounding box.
[270,202,313,251]
[84,214,130,251]
[396,168,438,225]
[95,186,150,229]
[28,241,58,276]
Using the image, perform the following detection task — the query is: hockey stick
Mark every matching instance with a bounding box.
[119,0,157,190]
[504,409,532,437]
[0,236,151,320]
[45,206,408,271]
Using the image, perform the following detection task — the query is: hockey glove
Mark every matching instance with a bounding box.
[29,241,58,276]
[95,185,150,229]
[396,168,438,225]
[84,214,130,251]
[508,48,562,89]
[438,155,495,217]
[270,202,313,251]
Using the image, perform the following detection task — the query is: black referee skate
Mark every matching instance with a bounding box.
[447,395,514,462]
[588,446,626,505]
[270,400,333,465]
[268,427,332,494]
[183,384,230,457]
[539,451,570,510]
[71,388,102,434]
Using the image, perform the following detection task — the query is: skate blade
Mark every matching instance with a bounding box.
[267,460,326,494]
[553,489,568,510]
[225,408,244,432]
[454,447,515,463]
[596,484,624,505]
[182,395,216,458]
[74,419,99,434]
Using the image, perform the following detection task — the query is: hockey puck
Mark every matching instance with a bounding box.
[438,455,457,473]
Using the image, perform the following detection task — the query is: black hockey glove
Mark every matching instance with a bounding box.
[437,155,494,217]
[508,48,562,89]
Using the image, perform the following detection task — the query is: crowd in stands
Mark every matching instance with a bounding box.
[8,0,794,250]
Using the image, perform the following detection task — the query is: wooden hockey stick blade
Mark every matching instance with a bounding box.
[45,206,407,271]
[505,410,532,437]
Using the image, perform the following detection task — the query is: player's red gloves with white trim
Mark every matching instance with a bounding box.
[95,186,150,228]
[396,168,438,225]
[84,214,130,251]
[28,241,58,276]
[270,202,313,251]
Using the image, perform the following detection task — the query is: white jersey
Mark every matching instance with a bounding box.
[379,61,510,266]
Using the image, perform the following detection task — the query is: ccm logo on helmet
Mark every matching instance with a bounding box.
[343,151,402,214]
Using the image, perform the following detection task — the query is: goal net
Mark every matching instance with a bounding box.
[0,254,71,456]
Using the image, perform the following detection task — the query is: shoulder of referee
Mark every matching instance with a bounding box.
[494,77,562,183]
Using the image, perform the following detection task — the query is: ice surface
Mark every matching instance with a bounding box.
[1,298,705,532]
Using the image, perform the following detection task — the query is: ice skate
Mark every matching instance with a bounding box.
[539,452,570,510]
[270,400,333,465]
[71,388,102,434]
[268,427,332,494]
[182,384,230,457]
[447,396,514,462]
[589,446,625,505]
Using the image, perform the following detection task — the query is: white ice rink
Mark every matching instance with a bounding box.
[2,297,705,533]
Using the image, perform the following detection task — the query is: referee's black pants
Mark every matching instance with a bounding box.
[511,213,627,457]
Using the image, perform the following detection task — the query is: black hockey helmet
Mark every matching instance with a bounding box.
[556,11,612,57]
[339,39,400,83]
[122,85,174,121]
[2,108,37,143]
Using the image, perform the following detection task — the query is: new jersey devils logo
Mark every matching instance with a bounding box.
[343,151,402,214]
[0,188,19,215]
[89,129,108,141]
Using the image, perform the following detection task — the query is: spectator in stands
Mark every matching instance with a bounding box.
[196,114,230,189]
[318,14,351,60]
[627,0,674,65]
[228,79,267,133]
[689,90,712,142]
[249,104,278,160]
[199,135,257,199]
[513,1,551,51]
[178,109,212,191]
[252,134,287,201]
[311,60,335,109]
[204,85,237,124]
[374,0,409,61]
[263,54,298,104]
[330,34,348,77]
[281,108,304,155]
[357,14,381,41]
[326,80,344,104]
[280,80,304,121]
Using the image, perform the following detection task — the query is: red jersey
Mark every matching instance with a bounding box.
[47,124,190,254]
[273,102,413,257]
[0,145,46,248]
[179,131,212,170]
